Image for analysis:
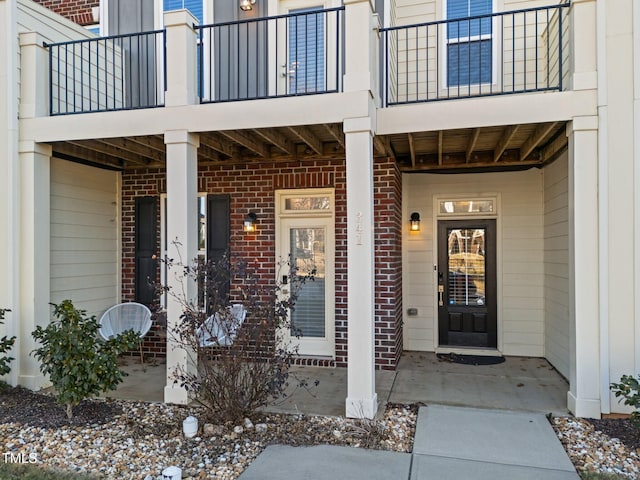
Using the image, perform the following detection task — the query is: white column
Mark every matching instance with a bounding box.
[345,116,377,419]
[567,117,601,418]
[164,9,198,107]
[164,130,199,404]
[17,141,51,390]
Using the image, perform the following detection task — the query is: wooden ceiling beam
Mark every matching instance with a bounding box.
[493,125,519,162]
[130,135,166,153]
[200,133,234,158]
[100,137,163,163]
[466,128,481,163]
[219,130,269,158]
[384,137,396,162]
[520,122,559,161]
[253,128,294,155]
[401,157,543,172]
[373,136,387,156]
[323,123,345,149]
[540,131,569,163]
[438,130,444,166]
[408,132,416,168]
[68,140,148,165]
[53,142,124,168]
[286,126,323,155]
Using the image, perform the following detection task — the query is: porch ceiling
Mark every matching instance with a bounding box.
[387,121,568,173]
[49,121,567,173]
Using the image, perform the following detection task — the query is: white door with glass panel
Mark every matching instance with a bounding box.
[276,190,335,357]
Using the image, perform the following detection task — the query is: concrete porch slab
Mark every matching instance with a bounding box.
[413,405,577,473]
[390,352,568,415]
[237,445,411,480]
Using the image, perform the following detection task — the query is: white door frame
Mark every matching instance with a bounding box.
[275,188,335,357]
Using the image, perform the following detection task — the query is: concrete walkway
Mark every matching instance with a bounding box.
[239,405,580,480]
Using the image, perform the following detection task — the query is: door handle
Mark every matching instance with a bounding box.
[438,285,444,306]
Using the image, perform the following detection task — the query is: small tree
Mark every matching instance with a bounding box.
[162,249,316,423]
[32,300,139,418]
[0,308,16,378]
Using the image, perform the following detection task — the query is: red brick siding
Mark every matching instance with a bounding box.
[374,159,403,370]
[32,0,99,26]
[121,158,402,369]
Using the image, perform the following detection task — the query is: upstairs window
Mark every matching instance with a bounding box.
[446,0,492,87]
[163,0,204,23]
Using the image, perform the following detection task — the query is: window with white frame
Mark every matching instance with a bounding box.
[446,0,493,87]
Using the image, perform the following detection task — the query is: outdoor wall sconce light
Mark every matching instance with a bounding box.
[240,0,256,11]
[410,212,421,232]
[243,212,258,232]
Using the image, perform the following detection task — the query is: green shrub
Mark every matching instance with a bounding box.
[0,308,16,377]
[31,300,139,419]
[610,374,640,426]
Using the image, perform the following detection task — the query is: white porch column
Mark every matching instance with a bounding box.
[164,130,199,404]
[164,9,198,107]
[567,117,601,418]
[345,116,377,419]
[343,0,378,420]
[17,141,51,390]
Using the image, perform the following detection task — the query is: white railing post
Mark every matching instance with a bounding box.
[19,32,49,118]
[343,0,378,97]
[164,9,199,107]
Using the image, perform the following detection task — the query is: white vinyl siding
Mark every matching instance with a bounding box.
[50,158,120,319]
[543,152,569,378]
[403,169,544,356]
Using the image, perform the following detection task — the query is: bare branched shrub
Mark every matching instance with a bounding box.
[160,246,315,423]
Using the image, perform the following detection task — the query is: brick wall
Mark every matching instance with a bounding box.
[32,0,99,26]
[121,157,403,369]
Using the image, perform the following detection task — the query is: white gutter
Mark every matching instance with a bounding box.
[596,0,609,413]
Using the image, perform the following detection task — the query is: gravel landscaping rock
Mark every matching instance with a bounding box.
[0,387,415,479]
[4,386,640,480]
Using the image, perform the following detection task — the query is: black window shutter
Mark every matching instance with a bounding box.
[135,196,158,306]
[206,194,231,308]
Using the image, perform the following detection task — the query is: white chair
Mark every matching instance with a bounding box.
[99,302,152,363]
[197,303,246,347]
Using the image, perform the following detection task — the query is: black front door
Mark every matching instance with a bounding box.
[437,220,497,348]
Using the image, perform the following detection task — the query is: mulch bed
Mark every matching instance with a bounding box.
[0,385,122,429]
[587,417,640,451]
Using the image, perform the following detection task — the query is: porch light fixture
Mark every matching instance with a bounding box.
[239,0,256,11]
[410,212,421,232]
[243,212,258,232]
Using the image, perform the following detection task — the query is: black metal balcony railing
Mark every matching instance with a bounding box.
[197,7,344,103]
[47,30,166,115]
[381,4,570,106]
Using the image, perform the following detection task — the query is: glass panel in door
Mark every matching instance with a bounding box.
[290,227,326,338]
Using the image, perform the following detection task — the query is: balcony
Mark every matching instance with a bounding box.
[381,4,570,106]
[45,8,344,116]
[47,30,166,115]
[41,4,572,119]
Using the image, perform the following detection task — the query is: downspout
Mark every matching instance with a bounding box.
[596,0,610,413]
[1,0,20,387]
[633,2,640,383]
